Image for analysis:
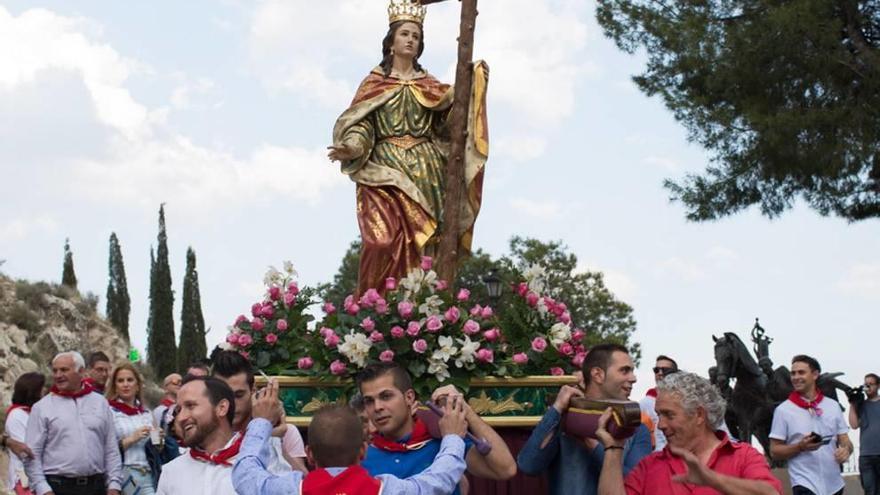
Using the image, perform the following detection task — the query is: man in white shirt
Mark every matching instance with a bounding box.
[639,354,678,451]
[770,354,853,495]
[153,373,182,427]
[156,376,241,495]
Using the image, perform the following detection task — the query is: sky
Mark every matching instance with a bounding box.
[1,0,877,413]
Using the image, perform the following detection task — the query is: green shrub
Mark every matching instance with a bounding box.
[1,303,41,331]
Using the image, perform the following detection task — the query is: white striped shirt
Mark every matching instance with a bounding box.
[111,407,154,468]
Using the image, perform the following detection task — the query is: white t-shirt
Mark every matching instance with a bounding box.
[156,436,239,495]
[770,396,849,494]
[639,393,667,451]
[5,408,29,491]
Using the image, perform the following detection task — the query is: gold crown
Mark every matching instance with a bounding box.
[388,0,426,25]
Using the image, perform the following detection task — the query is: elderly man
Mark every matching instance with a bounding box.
[25,351,123,495]
[598,371,782,495]
[154,373,182,428]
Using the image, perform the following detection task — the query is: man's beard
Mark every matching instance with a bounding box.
[185,415,221,449]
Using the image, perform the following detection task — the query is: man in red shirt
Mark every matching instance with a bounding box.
[597,371,782,495]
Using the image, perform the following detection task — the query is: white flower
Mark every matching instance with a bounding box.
[282,260,298,277]
[455,335,480,368]
[536,298,549,317]
[218,341,234,351]
[419,295,443,316]
[523,263,546,293]
[400,268,425,297]
[549,322,572,348]
[338,331,373,367]
[432,336,459,363]
[263,266,283,287]
[428,358,451,382]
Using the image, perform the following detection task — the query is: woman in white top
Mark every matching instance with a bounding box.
[106,363,158,495]
[5,372,45,495]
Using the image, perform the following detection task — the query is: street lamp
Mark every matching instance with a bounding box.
[482,268,502,301]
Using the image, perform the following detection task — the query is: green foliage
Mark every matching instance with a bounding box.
[596,0,880,221]
[317,240,361,304]
[178,247,207,370]
[76,292,99,316]
[15,280,75,309]
[0,303,40,331]
[147,205,178,377]
[106,232,131,340]
[61,238,77,288]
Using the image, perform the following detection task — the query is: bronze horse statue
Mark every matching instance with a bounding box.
[712,331,852,463]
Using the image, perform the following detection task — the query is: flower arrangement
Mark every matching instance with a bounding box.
[223,257,588,395]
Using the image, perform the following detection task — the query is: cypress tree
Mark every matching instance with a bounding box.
[146,205,177,377]
[61,238,77,289]
[105,233,131,340]
[178,247,207,369]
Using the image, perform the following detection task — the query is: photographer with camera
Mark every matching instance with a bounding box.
[848,373,880,495]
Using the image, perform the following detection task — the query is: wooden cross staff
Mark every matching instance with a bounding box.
[421,0,479,283]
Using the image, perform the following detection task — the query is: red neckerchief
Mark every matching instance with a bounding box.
[189,433,243,466]
[160,397,175,407]
[302,465,382,495]
[82,378,104,394]
[788,390,825,416]
[646,388,657,398]
[5,404,31,416]
[50,382,93,398]
[370,417,434,452]
[108,399,146,416]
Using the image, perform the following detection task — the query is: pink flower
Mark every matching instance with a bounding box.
[444,306,461,324]
[268,286,281,301]
[482,328,501,342]
[239,350,250,359]
[265,333,278,345]
[462,319,481,335]
[319,327,333,338]
[420,256,433,271]
[287,282,299,296]
[426,315,443,333]
[456,288,470,301]
[406,321,421,337]
[572,352,587,367]
[435,279,448,291]
[516,282,529,296]
[550,367,565,376]
[322,302,337,314]
[226,333,240,345]
[525,292,539,307]
[379,350,395,362]
[531,337,548,353]
[375,298,389,315]
[475,348,494,363]
[297,357,314,370]
[343,295,360,315]
[238,334,253,347]
[390,326,405,338]
[360,317,376,332]
[235,314,248,326]
[369,331,385,343]
[260,303,275,318]
[324,333,340,347]
[480,306,494,319]
[251,303,262,317]
[572,329,586,343]
[283,292,296,307]
[412,339,428,353]
[559,342,574,356]
[512,352,529,365]
[398,301,415,319]
[359,288,381,308]
[469,304,483,317]
[385,277,397,291]
[330,360,347,375]
[251,318,265,332]
[276,319,289,332]
[559,312,572,324]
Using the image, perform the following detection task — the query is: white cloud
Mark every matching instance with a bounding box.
[705,246,739,266]
[655,257,706,282]
[508,198,563,220]
[170,76,221,110]
[643,155,681,172]
[494,135,547,163]
[0,215,57,243]
[577,261,638,301]
[836,263,880,300]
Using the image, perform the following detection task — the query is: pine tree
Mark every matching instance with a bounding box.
[61,238,77,289]
[146,205,178,377]
[178,247,207,370]
[105,233,131,340]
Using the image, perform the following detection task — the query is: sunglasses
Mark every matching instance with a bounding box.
[653,367,676,375]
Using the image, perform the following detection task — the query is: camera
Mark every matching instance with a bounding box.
[847,385,866,404]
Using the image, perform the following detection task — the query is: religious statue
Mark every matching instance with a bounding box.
[328,0,489,295]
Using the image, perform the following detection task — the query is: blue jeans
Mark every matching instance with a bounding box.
[862,455,880,495]
[121,467,155,495]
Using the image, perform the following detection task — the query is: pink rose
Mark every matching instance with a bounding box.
[525,292,539,307]
[572,329,585,343]
[512,352,529,365]
[444,306,461,324]
[276,319,289,332]
[238,334,253,347]
[550,367,564,376]
[559,312,572,324]
[287,282,299,296]
[475,348,494,363]
[268,286,281,301]
[516,282,529,296]
[297,357,314,370]
[390,326,405,338]
[379,350,395,362]
[531,337,548,353]
[462,319,481,335]
[412,339,428,354]
[359,288,381,308]
[375,298,389,315]
[469,304,482,317]
[456,288,470,301]
[385,277,397,291]
[226,333,240,345]
[324,333,340,347]
[235,314,248,326]
[319,327,334,338]
[343,295,360,315]
[251,318,265,332]
[260,303,275,318]
[480,306,494,319]
[559,342,574,356]
[482,328,501,342]
[426,315,444,333]
[239,350,250,359]
[251,303,262,317]
[322,302,337,314]
[572,352,586,367]
[406,321,421,337]
[420,256,433,271]
[557,302,568,312]
[265,333,278,345]
[360,317,376,332]
[283,292,296,307]
[398,301,415,319]
[435,279,448,291]
[369,331,385,343]
[330,360,347,375]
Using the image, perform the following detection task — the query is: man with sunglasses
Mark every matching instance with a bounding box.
[848,373,880,494]
[640,355,678,451]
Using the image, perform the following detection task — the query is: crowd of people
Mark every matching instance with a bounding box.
[1,346,877,495]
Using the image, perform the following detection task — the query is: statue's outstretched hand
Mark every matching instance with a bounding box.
[328,144,358,162]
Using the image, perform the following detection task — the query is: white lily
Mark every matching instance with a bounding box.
[338,331,373,367]
[418,295,443,316]
[455,335,480,368]
[433,336,459,362]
